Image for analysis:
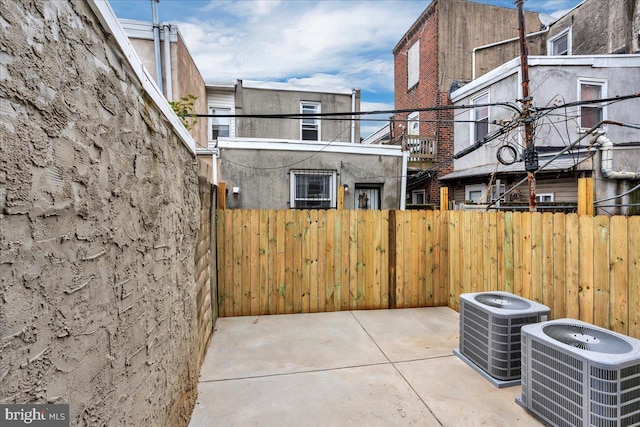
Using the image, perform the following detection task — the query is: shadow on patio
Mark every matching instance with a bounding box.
[188,307,541,426]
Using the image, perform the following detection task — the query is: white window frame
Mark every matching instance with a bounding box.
[547,27,572,56]
[411,189,426,205]
[290,170,336,209]
[209,107,231,140]
[536,193,555,203]
[407,111,419,136]
[465,183,505,203]
[407,40,419,89]
[300,102,321,141]
[577,78,607,131]
[470,91,490,145]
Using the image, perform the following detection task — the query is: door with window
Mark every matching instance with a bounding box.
[354,185,381,210]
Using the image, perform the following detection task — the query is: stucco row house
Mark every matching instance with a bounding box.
[121,18,406,211]
[390,0,640,215]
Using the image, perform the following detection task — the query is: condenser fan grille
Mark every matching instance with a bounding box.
[543,324,634,354]
[474,293,532,310]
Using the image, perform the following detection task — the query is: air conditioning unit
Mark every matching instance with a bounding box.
[518,319,640,427]
[455,291,550,387]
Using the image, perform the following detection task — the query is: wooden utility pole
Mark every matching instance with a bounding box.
[516,0,538,211]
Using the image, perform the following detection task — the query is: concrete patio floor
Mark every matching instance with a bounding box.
[188,307,541,426]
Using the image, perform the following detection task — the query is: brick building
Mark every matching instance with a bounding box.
[392,0,541,206]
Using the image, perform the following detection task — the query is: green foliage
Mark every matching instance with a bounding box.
[169,94,198,130]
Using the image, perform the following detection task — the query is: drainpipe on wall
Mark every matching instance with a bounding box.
[151,0,163,94]
[598,135,640,179]
[163,24,172,100]
[351,88,356,143]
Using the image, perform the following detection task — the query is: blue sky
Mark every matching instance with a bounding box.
[109,0,582,136]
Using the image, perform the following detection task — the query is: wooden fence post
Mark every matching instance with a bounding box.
[337,185,345,210]
[578,177,594,216]
[440,187,449,211]
[218,182,226,210]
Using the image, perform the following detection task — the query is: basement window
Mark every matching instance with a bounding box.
[290,170,336,209]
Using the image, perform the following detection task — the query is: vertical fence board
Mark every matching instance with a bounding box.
[487,212,497,292]
[530,213,543,303]
[308,210,318,313]
[481,213,491,292]
[565,214,580,319]
[462,211,473,295]
[503,212,514,294]
[284,210,294,314]
[403,210,413,307]
[341,210,350,310]
[513,212,523,297]
[610,216,628,334]
[293,210,303,313]
[372,211,382,309]
[552,213,566,320]
[449,211,462,310]
[434,210,445,306]
[424,211,435,306]
[349,210,358,309]
[356,210,366,309]
[410,210,420,307]
[578,215,594,323]
[365,210,375,310]
[541,213,554,309]
[496,212,505,293]
[259,210,269,315]
[268,210,278,315]
[324,210,335,312]
[593,216,610,329]
[521,212,533,301]
[249,210,260,315]
[628,217,640,338]
[395,210,405,308]
[275,210,286,314]
[317,210,327,313]
[380,211,390,308]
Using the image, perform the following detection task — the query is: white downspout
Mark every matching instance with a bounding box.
[472,27,549,80]
[163,24,172,100]
[151,0,163,93]
[400,151,408,210]
[351,88,356,143]
[598,135,640,179]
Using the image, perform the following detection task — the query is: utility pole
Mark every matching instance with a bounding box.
[516,0,538,211]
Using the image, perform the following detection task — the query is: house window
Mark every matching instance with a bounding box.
[407,111,419,136]
[465,184,505,203]
[354,185,381,210]
[471,92,489,143]
[536,193,554,203]
[547,28,571,56]
[209,107,230,140]
[407,40,419,89]
[411,189,426,205]
[578,79,607,130]
[290,170,336,209]
[301,102,320,141]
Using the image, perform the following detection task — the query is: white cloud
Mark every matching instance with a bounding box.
[174,0,424,92]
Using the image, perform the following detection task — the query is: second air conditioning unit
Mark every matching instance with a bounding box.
[455,291,550,387]
[518,319,640,427]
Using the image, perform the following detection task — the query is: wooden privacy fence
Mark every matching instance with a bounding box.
[216,209,640,339]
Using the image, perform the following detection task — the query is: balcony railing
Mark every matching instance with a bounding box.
[401,135,437,162]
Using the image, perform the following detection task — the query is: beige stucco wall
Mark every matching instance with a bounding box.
[1,1,201,425]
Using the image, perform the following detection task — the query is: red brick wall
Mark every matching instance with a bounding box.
[393,0,452,206]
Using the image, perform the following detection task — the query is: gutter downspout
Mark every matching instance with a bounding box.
[400,151,408,210]
[598,135,640,179]
[351,88,356,143]
[151,0,163,94]
[163,24,172,100]
[472,27,549,80]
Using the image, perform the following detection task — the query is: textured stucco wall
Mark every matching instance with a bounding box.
[0,1,201,425]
